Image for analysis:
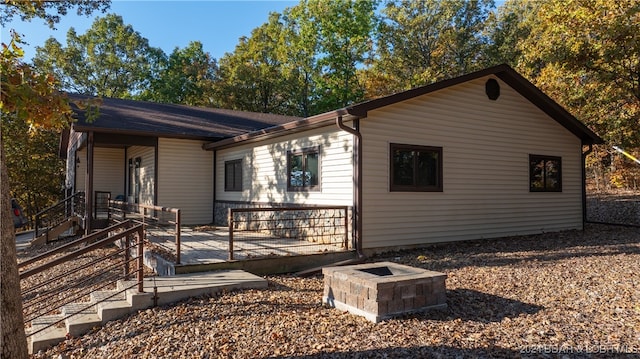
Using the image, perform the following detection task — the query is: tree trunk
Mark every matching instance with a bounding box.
[1,138,29,358]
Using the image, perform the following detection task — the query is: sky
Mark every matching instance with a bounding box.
[1,0,298,63]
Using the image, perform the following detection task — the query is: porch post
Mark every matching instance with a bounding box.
[86,131,94,233]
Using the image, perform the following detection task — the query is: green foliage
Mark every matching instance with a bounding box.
[33,13,164,97]
[281,5,321,117]
[215,13,292,114]
[0,0,109,29]
[305,0,378,110]
[483,0,535,67]
[139,41,218,107]
[1,114,65,220]
[361,0,494,97]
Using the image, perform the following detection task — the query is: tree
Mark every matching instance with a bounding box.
[281,4,321,117]
[362,0,494,98]
[517,0,640,188]
[0,0,109,29]
[33,13,163,98]
[1,31,75,359]
[483,0,535,67]
[305,0,378,111]
[1,2,109,356]
[139,41,218,107]
[215,13,293,114]
[1,114,65,221]
[520,0,639,146]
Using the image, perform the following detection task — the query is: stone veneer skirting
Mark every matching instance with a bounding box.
[214,201,353,245]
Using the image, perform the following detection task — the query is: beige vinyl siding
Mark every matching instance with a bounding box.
[127,146,155,205]
[216,126,353,206]
[157,138,213,225]
[93,147,125,199]
[361,76,583,249]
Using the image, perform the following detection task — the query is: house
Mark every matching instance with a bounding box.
[202,64,603,254]
[62,64,603,254]
[60,95,300,230]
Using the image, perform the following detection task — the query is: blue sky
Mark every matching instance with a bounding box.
[2,0,297,63]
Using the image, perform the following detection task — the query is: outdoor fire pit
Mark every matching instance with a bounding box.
[322,262,446,323]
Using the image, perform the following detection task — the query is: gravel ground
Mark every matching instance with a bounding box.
[27,222,640,359]
[587,191,640,226]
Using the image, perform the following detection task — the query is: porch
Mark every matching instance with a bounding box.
[109,202,355,276]
[146,226,356,276]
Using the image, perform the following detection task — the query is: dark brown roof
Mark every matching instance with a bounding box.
[68,94,301,140]
[205,64,603,150]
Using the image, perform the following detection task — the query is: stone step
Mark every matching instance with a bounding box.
[92,290,135,322]
[65,312,103,337]
[61,302,98,316]
[28,315,67,355]
[61,303,102,337]
[118,280,155,309]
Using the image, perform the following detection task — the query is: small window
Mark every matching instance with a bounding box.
[287,147,320,191]
[529,155,562,192]
[225,159,242,192]
[390,143,443,192]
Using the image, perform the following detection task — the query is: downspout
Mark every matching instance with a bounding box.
[212,150,217,224]
[581,143,593,226]
[336,116,364,258]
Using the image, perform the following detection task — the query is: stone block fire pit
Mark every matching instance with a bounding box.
[322,262,446,323]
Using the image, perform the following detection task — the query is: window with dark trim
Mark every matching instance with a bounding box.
[287,147,320,191]
[224,159,243,192]
[529,155,562,192]
[390,143,443,192]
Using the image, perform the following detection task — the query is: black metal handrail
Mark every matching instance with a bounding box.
[34,191,85,240]
[20,220,145,337]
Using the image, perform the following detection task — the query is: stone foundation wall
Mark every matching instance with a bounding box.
[214,201,353,246]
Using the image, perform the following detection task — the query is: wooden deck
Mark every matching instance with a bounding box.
[146,226,350,265]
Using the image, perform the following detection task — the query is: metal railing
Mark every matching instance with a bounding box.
[34,191,85,240]
[109,200,182,264]
[228,206,350,260]
[19,220,144,337]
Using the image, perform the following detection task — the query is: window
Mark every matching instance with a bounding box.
[529,155,562,192]
[225,159,242,192]
[287,147,320,190]
[390,144,442,192]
